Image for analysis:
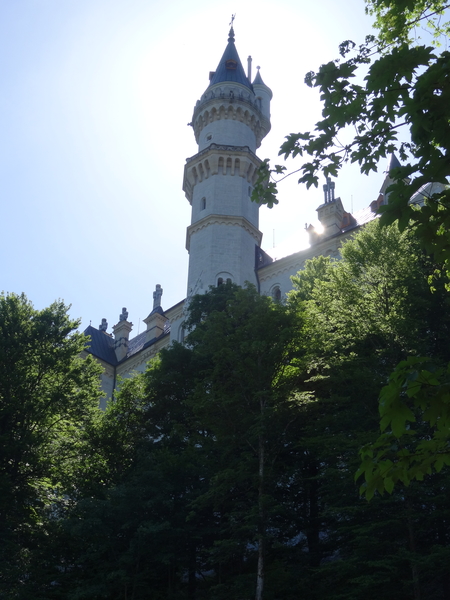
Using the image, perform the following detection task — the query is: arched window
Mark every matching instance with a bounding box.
[226,278,232,284]
[217,277,224,286]
[273,286,282,302]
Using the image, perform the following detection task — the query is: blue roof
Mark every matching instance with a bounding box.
[83,323,171,366]
[252,70,264,85]
[208,28,252,90]
[83,325,117,364]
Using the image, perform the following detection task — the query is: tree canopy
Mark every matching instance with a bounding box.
[252,0,450,496]
[0,293,103,598]
[5,240,450,599]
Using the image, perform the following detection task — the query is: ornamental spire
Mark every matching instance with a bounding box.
[228,14,235,41]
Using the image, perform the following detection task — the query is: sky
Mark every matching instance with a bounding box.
[1,0,385,334]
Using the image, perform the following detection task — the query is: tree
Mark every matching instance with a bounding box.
[50,240,450,599]
[252,0,450,493]
[287,221,450,599]
[183,284,303,600]
[58,284,305,600]
[290,220,449,366]
[62,343,213,600]
[0,292,103,598]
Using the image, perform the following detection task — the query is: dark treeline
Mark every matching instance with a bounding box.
[2,220,450,600]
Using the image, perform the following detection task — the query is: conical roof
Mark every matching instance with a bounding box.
[388,153,401,171]
[252,69,265,85]
[208,27,252,90]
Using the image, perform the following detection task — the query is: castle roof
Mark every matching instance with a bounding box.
[252,69,264,85]
[83,325,117,364]
[208,27,252,90]
[83,323,170,366]
[389,153,401,172]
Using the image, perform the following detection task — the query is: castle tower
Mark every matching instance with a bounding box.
[183,27,272,296]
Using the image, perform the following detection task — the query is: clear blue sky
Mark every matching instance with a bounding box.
[1,0,382,333]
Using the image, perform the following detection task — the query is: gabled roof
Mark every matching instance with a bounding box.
[208,27,252,90]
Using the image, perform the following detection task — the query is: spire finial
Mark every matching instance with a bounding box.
[228,14,235,41]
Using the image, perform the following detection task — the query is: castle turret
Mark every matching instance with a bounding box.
[252,66,272,123]
[183,27,272,296]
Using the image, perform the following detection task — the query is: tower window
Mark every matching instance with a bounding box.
[201,197,206,210]
[206,134,212,141]
[217,277,223,286]
[226,59,237,70]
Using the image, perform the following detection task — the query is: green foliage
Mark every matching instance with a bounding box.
[288,222,450,598]
[289,222,450,506]
[290,220,441,366]
[6,229,450,598]
[253,0,450,500]
[365,0,450,45]
[54,285,307,600]
[357,357,450,499]
[252,9,450,280]
[184,284,304,599]
[0,292,103,598]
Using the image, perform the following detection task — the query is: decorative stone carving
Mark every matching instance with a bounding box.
[153,284,163,309]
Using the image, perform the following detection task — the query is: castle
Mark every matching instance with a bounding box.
[83,27,396,404]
